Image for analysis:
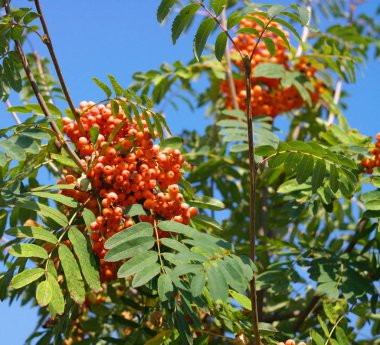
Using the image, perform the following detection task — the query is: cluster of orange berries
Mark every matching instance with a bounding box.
[220,16,322,118]
[277,340,306,345]
[61,101,197,281]
[361,133,380,174]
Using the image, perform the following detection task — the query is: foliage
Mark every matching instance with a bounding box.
[0,1,379,345]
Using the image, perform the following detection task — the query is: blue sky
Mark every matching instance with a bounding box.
[0,1,379,344]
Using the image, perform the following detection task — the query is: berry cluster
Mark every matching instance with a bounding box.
[61,101,197,281]
[220,16,323,118]
[361,133,380,174]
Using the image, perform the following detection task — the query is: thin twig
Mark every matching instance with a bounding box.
[4,0,84,172]
[221,9,239,110]
[33,50,54,102]
[193,0,244,60]
[243,56,261,345]
[34,0,85,136]
[295,2,312,58]
[326,77,343,126]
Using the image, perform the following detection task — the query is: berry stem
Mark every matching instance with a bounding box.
[34,0,86,136]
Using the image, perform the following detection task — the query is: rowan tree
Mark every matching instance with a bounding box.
[0,1,379,344]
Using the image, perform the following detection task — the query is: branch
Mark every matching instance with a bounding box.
[326,77,343,126]
[295,2,312,58]
[33,50,54,102]
[326,0,356,126]
[4,1,85,172]
[221,9,239,110]
[34,0,85,136]
[243,57,261,345]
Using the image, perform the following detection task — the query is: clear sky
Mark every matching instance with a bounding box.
[0,1,379,344]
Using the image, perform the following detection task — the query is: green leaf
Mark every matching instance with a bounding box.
[230,290,251,310]
[296,154,314,184]
[312,159,326,191]
[316,282,339,300]
[124,204,148,217]
[68,227,101,292]
[21,128,51,141]
[220,256,247,292]
[158,220,198,237]
[158,273,173,301]
[108,75,123,97]
[104,222,153,250]
[191,271,206,297]
[0,140,26,161]
[230,143,248,153]
[30,191,78,208]
[272,17,303,45]
[266,26,290,49]
[255,145,276,156]
[110,99,120,116]
[297,6,311,26]
[191,214,223,232]
[227,11,243,29]
[329,164,339,193]
[268,4,289,18]
[221,109,246,120]
[157,0,176,22]
[117,251,158,278]
[215,32,228,61]
[206,264,228,302]
[132,263,161,288]
[92,77,112,98]
[175,309,193,345]
[105,236,156,262]
[172,4,200,44]
[194,17,215,60]
[161,136,183,150]
[9,244,48,259]
[190,195,225,210]
[211,0,227,16]
[262,37,276,56]
[161,238,189,252]
[90,126,99,146]
[51,153,79,169]
[253,62,286,78]
[335,327,350,345]
[311,330,325,345]
[47,272,65,315]
[10,268,44,289]
[236,27,260,36]
[6,226,58,244]
[36,280,52,307]
[58,244,85,304]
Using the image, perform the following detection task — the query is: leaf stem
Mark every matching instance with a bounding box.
[34,0,85,136]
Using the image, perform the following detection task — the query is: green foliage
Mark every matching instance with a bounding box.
[0,1,379,344]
